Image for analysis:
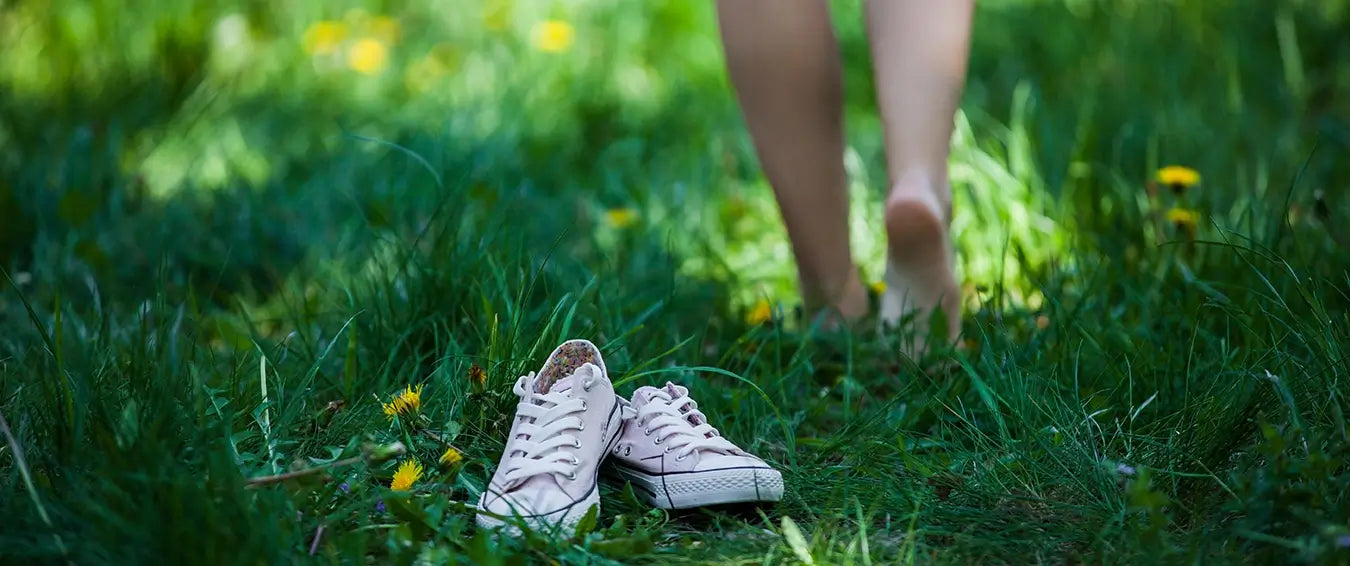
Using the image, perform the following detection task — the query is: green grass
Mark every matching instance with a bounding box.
[3,0,1350,564]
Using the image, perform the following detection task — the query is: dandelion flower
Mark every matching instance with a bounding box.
[467,364,486,388]
[381,384,424,421]
[1156,166,1200,194]
[439,446,464,468]
[869,281,887,295]
[347,38,389,74]
[531,20,575,53]
[390,459,423,491]
[1166,207,1199,235]
[604,207,639,229]
[745,299,773,326]
[302,21,347,55]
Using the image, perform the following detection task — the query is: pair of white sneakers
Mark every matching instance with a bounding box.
[475,339,785,532]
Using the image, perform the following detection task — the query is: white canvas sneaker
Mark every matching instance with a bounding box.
[476,340,626,533]
[607,382,784,509]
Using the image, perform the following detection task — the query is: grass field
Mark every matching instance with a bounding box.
[3,1,1350,564]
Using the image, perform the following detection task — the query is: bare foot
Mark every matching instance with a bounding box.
[880,173,961,355]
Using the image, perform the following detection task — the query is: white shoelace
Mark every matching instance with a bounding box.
[634,388,740,462]
[499,369,597,488]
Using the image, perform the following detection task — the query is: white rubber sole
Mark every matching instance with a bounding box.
[609,463,785,509]
[474,493,598,535]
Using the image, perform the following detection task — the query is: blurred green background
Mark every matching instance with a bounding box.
[5,0,1347,313]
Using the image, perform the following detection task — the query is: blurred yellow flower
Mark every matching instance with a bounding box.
[483,0,513,31]
[439,446,464,467]
[1156,166,1200,194]
[381,384,423,421]
[370,15,400,44]
[302,21,347,55]
[1166,207,1199,233]
[869,281,887,295]
[604,207,639,229]
[347,38,389,74]
[531,20,575,53]
[746,299,773,326]
[390,459,423,491]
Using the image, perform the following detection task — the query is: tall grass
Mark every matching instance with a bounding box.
[3,0,1349,564]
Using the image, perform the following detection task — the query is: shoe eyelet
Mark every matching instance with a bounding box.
[624,447,631,456]
[567,472,576,480]
[581,400,587,411]
[578,422,585,431]
[675,454,686,461]
[583,381,593,392]
[664,446,672,454]
[653,437,662,445]
[572,456,580,465]
[574,439,582,448]
[643,428,652,436]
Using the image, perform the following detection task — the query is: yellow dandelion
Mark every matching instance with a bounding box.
[439,446,464,468]
[1166,207,1199,233]
[869,281,887,295]
[1156,166,1200,194]
[467,364,486,388]
[389,459,423,491]
[746,299,773,326]
[381,400,400,420]
[381,384,424,421]
[347,38,389,75]
[302,20,347,56]
[369,15,400,44]
[604,207,639,229]
[531,20,575,53]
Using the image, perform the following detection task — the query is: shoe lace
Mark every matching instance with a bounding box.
[635,387,740,462]
[499,369,597,488]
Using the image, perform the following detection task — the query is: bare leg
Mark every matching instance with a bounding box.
[716,0,868,325]
[866,0,973,351]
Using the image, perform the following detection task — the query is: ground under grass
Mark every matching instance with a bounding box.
[3,1,1350,564]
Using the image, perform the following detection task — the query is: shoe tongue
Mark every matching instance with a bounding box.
[542,374,575,395]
